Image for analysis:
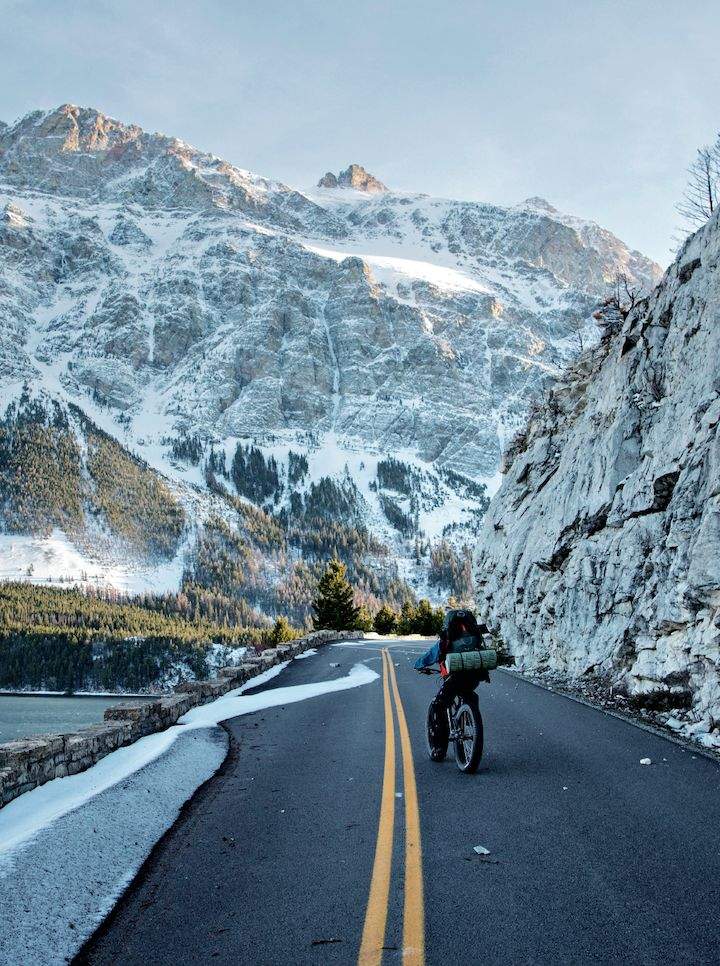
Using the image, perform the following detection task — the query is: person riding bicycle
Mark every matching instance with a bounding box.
[414,608,490,757]
[414,607,489,675]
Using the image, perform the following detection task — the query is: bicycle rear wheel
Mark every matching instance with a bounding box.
[426,700,448,762]
[453,701,483,773]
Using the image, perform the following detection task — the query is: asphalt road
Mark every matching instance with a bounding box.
[76,640,720,966]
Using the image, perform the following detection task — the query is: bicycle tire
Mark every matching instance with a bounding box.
[453,701,483,773]
[425,700,448,762]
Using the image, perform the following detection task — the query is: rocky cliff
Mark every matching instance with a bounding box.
[475,208,720,748]
[317,164,388,193]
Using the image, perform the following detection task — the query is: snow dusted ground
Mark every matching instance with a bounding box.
[0,658,378,965]
[0,531,187,594]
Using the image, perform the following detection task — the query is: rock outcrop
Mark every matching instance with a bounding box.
[318,163,388,193]
[475,208,720,747]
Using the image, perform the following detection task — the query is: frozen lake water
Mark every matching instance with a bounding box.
[0,694,151,743]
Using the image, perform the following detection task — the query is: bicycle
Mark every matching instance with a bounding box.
[418,651,515,774]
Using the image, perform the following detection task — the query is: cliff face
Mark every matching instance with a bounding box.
[475,209,720,747]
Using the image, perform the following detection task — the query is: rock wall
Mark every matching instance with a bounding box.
[475,209,720,749]
[0,630,362,808]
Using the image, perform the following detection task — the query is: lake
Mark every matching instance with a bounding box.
[0,694,153,744]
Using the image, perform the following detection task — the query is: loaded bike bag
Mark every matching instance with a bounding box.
[445,650,498,673]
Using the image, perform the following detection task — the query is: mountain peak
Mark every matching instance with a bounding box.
[317,163,387,193]
[522,196,557,213]
[2,103,144,157]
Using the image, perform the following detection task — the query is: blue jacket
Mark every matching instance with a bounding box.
[414,640,442,670]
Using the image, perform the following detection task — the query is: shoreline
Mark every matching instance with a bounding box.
[0,690,164,699]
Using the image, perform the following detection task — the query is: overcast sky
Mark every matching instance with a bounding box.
[1,0,718,265]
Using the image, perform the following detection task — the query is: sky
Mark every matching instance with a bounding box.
[1,0,719,266]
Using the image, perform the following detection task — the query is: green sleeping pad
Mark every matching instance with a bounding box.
[445,650,498,673]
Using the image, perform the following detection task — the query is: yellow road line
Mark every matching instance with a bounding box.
[358,649,396,966]
[387,655,426,966]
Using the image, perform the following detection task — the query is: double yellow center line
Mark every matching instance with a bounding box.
[358,649,425,966]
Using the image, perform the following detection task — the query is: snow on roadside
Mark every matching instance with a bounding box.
[333,634,432,644]
[0,662,288,859]
[0,728,226,966]
[182,661,377,728]
[0,661,379,966]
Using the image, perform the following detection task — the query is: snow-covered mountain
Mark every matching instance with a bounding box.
[475,205,720,746]
[0,104,661,600]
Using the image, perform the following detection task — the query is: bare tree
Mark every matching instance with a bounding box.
[676,137,720,232]
[593,271,645,341]
[611,270,643,314]
[642,361,666,402]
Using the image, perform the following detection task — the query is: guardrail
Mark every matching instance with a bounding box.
[0,629,363,810]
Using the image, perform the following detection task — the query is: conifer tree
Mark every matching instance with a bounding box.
[271,616,295,644]
[414,598,444,635]
[355,605,374,633]
[398,600,417,635]
[373,604,398,635]
[311,557,360,630]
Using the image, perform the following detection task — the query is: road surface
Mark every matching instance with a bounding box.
[76,639,720,966]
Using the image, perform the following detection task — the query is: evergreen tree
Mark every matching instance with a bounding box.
[374,604,398,635]
[414,598,444,635]
[311,557,360,630]
[355,605,374,633]
[271,616,295,644]
[397,600,417,636]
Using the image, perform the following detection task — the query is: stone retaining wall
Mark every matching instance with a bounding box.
[0,630,362,809]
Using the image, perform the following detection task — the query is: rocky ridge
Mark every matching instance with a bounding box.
[475,207,720,748]
[317,163,388,193]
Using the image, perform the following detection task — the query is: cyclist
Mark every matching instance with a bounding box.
[414,608,490,759]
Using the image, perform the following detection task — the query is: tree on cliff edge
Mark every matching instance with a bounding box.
[677,137,720,232]
[311,557,360,631]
